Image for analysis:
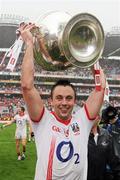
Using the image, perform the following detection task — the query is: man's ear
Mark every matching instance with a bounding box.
[48,97,53,106]
[74,99,76,104]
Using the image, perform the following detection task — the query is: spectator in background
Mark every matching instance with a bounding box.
[2,106,30,160]
[102,105,120,160]
[87,115,120,180]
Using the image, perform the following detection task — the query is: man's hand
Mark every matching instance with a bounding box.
[19,23,36,46]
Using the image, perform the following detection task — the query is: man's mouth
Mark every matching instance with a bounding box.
[61,109,67,113]
[60,108,68,113]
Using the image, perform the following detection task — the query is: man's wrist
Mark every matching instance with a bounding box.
[26,42,34,49]
[101,87,106,90]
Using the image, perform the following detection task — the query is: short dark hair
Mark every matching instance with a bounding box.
[50,79,76,99]
[102,105,118,123]
[21,106,25,112]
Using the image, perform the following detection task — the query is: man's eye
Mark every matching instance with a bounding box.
[56,96,63,100]
[66,96,73,100]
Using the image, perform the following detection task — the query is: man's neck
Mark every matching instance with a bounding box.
[91,126,98,135]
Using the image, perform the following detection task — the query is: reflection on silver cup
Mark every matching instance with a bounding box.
[31,11,105,71]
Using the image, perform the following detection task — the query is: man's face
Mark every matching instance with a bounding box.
[109,117,117,124]
[17,108,24,116]
[51,85,76,120]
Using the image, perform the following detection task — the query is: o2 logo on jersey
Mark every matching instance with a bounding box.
[18,120,22,125]
[56,141,80,164]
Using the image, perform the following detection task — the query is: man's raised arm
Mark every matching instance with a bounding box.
[20,23,44,122]
[86,68,106,119]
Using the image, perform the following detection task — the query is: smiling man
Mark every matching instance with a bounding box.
[20,23,106,180]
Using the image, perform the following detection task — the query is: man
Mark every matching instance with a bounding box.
[2,106,30,160]
[102,105,120,160]
[88,115,120,180]
[19,23,106,180]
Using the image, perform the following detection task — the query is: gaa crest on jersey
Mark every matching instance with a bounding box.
[64,129,69,137]
[71,122,80,135]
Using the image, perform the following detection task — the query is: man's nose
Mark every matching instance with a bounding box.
[61,98,67,104]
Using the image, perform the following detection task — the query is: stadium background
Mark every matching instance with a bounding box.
[0,14,120,121]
